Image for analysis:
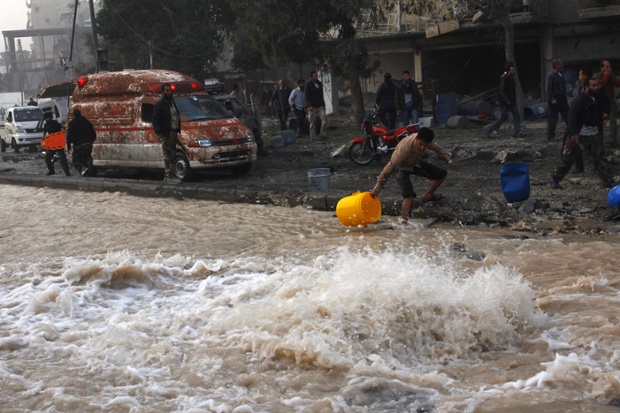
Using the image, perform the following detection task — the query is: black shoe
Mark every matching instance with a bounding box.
[573,168,584,175]
[550,178,563,190]
[45,170,55,176]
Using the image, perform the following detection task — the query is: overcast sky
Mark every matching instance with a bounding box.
[0,0,30,52]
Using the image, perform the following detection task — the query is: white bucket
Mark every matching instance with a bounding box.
[308,168,331,190]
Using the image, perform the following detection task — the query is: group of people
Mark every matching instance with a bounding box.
[375,70,424,129]
[42,109,96,177]
[259,71,328,140]
[471,57,618,192]
[371,58,620,222]
[549,59,619,190]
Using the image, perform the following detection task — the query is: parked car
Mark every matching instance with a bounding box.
[0,106,45,152]
[212,92,264,154]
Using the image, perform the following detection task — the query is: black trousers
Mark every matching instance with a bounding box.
[44,149,69,174]
[72,143,93,174]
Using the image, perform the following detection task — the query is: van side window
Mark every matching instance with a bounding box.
[54,105,60,118]
[141,103,154,123]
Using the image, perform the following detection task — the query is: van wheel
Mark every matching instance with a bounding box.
[173,153,193,181]
[0,139,6,152]
[231,163,252,175]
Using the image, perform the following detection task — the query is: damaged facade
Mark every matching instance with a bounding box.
[358,0,620,117]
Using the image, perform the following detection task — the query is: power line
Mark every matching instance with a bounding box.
[106,1,214,59]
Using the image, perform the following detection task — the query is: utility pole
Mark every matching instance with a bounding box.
[88,0,100,72]
[69,0,78,63]
[17,39,25,105]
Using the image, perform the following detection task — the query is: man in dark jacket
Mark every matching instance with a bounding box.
[43,112,70,176]
[305,70,327,139]
[152,83,181,182]
[66,108,96,176]
[270,79,292,130]
[375,72,397,128]
[483,62,524,138]
[261,85,273,118]
[550,76,614,190]
[395,70,423,126]
[546,58,569,141]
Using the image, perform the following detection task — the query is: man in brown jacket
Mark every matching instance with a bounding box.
[371,127,458,221]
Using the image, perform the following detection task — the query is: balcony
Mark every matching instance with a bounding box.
[355,0,549,39]
[578,0,620,18]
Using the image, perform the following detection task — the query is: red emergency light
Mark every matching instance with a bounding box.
[140,81,205,94]
[77,76,88,88]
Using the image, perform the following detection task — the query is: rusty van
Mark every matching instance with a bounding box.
[41,70,257,181]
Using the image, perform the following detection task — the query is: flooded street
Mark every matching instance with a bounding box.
[1,184,620,412]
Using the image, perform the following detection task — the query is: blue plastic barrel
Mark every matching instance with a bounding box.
[500,163,530,203]
[608,185,620,208]
[436,94,459,125]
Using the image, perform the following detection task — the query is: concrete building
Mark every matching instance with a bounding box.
[357,0,620,119]
[2,0,98,97]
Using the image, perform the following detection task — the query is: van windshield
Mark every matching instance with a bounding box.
[174,95,233,122]
[14,108,44,122]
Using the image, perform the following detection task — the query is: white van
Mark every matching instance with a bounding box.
[0,106,45,152]
[38,98,70,125]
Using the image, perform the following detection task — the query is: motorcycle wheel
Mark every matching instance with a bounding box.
[348,142,375,165]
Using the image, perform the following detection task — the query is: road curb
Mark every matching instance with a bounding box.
[0,173,403,217]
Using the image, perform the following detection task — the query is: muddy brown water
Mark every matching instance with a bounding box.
[1,185,620,412]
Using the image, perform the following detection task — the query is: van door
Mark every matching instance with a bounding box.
[138,99,164,168]
[86,99,145,166]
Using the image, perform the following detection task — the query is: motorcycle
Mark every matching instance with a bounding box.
[348,111,418,165]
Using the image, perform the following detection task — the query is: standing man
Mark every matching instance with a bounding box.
[230,83,240,97]
[577,66,593,95]
[375,72,397,128]
[289,79,307,135]
[305,70,328,139]
[42,112,70,176]
[483,62,524,138]
[569,67,594,174]
[546,58,569,141]
[261,85,273,118]
[271,79,292,130]
[66,109,96,176]
[395,70,423,126]
[153,83,181,182]
[28,97,38,106]
[597,60,620,145]
[550,76,614,190]
[370,127,459,222]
